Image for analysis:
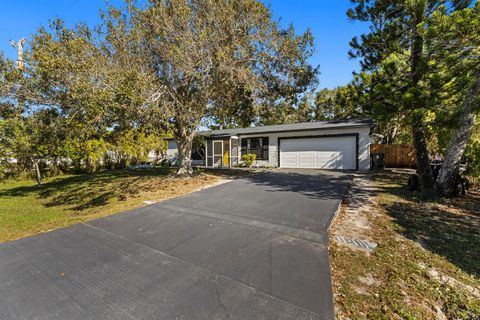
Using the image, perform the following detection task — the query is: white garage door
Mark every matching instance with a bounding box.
[280,136,356,170]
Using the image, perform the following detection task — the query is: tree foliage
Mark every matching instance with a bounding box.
[1,0,318,178]
[0,18,166,181]
[425,3,480,195]
[347,0,475,197]
[101,0,318,173]
[1,0,478,197]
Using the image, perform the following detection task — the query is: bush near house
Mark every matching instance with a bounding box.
[241,154,257,167]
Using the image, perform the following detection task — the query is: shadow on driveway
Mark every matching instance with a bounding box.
[243,169,354,200]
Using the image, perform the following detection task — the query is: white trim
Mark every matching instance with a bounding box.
[229,137,239,167]
[205,142,207,167]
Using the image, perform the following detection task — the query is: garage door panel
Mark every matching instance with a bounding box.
[280,136,356,170]
[281,154,298,167]
[298,153,315,167]
[317,152,339,169]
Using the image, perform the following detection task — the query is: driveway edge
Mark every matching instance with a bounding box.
[324,176,355,320]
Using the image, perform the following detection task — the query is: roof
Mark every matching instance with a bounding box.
[200,119,374,138]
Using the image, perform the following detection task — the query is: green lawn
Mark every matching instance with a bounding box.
[0,168,221,243]
[331,172,480,319]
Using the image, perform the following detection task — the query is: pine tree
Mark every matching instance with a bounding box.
[348,0,472,198]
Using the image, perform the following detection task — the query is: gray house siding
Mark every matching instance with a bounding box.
[166,125,371,171]
[238,126,371,170]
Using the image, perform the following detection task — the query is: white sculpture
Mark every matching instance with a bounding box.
[9,37,26,70]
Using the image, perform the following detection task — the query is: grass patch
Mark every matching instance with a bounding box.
[0,167,232,243]
[331,171,480,319]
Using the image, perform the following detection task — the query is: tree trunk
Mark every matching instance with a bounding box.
[409,3,435,198]
[33,160,42,185]
[411,122,435,198]
[386,119,400,144]
[175,132,194,175]
[435,72,480,197]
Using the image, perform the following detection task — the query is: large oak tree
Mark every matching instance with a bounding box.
[105,0,318,174]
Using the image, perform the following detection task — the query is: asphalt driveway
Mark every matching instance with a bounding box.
[0,169,352,320]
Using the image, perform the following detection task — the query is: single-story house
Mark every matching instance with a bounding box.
[166,119,374,171]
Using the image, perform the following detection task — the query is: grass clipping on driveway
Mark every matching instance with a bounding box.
[0,167,224,243]
[330,171,480,320]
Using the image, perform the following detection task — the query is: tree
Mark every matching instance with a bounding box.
[314,70,411,144]
[314,85,366,120]
[3,0,317,177]
[348,0,472,198]
[0,52,49,183]
[0,107,65,183]
[463,120,480,177]
[1,18,168,178]
[104,0,318,174]
[425,4,480,197]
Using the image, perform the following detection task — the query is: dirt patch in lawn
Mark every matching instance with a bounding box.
[330,170,480,320]
[332,174,378,248]
[0,167,249,243]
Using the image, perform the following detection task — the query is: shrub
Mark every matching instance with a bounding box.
[465,137,480,178]
[241,154,256,167]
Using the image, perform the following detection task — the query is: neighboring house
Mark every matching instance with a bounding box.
[167,119,374,171]
[2,158,17,164]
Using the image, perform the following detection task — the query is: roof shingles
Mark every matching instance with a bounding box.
[200,119,373,137]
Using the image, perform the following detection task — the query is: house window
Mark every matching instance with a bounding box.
[241,137,269,160]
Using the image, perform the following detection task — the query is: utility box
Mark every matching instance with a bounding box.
[371,153,385,170]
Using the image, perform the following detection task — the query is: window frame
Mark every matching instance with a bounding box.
[240,137,269,161]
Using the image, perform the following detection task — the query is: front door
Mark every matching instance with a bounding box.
[223,139,230,166]
[213,141,223,167]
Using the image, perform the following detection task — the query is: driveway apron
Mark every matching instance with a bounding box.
[0,169,352,320]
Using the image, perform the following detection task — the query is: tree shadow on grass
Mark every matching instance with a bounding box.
[0,167,175,213]
[375,171,480,277]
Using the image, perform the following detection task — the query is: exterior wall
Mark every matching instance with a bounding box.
[166,140,178,157]
[238,127,371,170]
[165,139,204,165]
[166,127,372,170]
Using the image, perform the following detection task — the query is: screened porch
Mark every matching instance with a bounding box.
[205,136,239,167]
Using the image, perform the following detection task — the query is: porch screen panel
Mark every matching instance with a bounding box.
[206,140,213,167]
[213,141,223,166]
[231,139,239,166]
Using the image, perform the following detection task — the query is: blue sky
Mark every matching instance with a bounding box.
[0,0,369,89]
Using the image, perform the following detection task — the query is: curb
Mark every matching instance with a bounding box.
[327,196,345,234]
